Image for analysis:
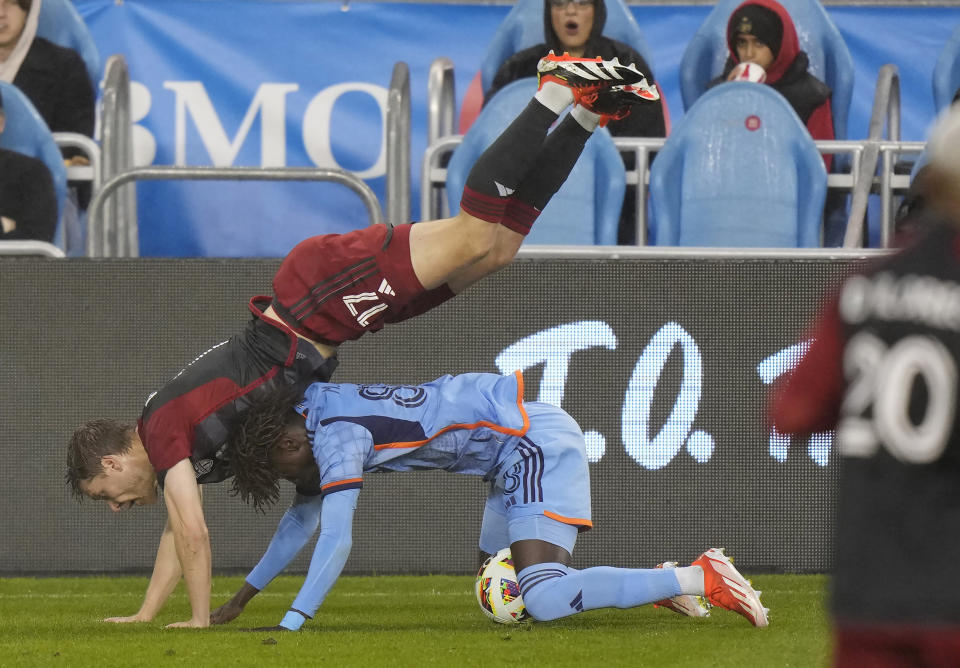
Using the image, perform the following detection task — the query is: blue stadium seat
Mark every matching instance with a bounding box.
[36,0,101,85]
[0,81,68,241]
[933,23,960,112]
[679,0,853,139]
[479,0,653,95]
[649,82,827,247]
[446,78,624,245]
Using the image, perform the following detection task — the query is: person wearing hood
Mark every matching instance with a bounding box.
[487,0,665,142]
[485,0,666,244]
[708,0,834,146]
[0,0,94,163]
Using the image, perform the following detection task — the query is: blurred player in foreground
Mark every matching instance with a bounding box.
[65,54,660,629]
[209,372,769,631]
[770,106,960,666]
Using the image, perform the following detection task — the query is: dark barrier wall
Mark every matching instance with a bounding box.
[0,256,855,575]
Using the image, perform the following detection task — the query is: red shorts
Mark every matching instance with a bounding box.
[834,624,960,668]
[270,223,453,345]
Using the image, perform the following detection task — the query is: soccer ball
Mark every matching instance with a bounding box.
[475,548,530,624]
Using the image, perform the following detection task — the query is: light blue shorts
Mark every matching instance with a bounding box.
[478,402,592,556]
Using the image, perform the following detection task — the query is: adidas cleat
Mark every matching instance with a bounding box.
[537,51,647,91]
[576,80,661,126]
[653,562,710,618]
[692,548,769,628]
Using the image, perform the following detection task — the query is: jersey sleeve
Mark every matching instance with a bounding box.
[769,295,846,435]
[311,421,373,497]
[137,409,194,484]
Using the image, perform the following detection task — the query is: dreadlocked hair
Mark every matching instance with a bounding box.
[226,384,305,512]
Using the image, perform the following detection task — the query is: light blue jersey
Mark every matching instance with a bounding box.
[245,371,592,630]
[299,371,529,496]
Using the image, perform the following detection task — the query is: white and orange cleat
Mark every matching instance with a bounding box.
[692,548,769,628]
[536,52,658,126]
[653,562,710,618]
[536,51,646,92]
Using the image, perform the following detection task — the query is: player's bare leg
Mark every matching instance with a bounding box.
[407,210,501,291]
[511,538,572,574]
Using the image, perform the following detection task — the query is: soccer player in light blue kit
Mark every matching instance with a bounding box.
[213,372,768,630]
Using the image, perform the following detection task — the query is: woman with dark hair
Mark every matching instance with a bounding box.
[0,0,94,171]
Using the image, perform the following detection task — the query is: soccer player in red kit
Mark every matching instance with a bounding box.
[771,106,960,667]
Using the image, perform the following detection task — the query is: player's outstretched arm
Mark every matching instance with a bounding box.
[276,489,360,631]
[211,494,323,625]
[163,458,212,629]
[104,515,183,623]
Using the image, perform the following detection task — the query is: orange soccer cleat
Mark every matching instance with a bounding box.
[692,548,769,628]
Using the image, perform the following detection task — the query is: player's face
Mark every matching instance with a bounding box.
[80,455,159,512]
[550,0,594,57]
[734,34,775,71]
[0,1,27,50]
[270,426,318,487]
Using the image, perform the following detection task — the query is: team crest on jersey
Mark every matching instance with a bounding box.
[358,384,427,408]
[193,458,215,477]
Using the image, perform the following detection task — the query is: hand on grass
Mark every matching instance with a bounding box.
[210,600,244,625]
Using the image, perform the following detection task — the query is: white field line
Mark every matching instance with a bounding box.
[0,590,470,600]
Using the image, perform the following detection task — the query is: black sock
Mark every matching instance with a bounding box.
[460,99,559,223]
[513,113,593,212]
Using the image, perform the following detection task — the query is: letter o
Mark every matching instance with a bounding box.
[302,83,388,178]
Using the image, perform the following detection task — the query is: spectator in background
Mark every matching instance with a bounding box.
[708,0,833,149]
[486,0,667,244]
[770,105,960,666]
[0,88,57,241]
[0,0,94,232]
[0,0,94,162]
[708,0,846,245]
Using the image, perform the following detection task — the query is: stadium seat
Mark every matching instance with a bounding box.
[446,78,624,245]
[478,0,654,95]
[679,0,853,139]
[36,0,101,85]
[649,82,827,247]
[933,22,960,112]
[0,81,68,241]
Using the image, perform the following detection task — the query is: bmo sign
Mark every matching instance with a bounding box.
[130,81,388,178]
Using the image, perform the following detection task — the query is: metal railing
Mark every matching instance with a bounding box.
[843,64,902,248]
[88,166,383,256]
[427,57,456,147]
[422,134,876,245]
[515,245,886,260]
[0,240,65,257]
[97,54,136,257]
[386,62,411,225]
[426,57,456,220]
[53,132,102,193]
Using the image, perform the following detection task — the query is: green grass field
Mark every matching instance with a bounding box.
[0,574,830,667]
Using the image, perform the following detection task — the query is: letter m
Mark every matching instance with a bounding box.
[164,82,298,167]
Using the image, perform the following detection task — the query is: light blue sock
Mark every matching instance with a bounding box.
[516,562,682,622]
